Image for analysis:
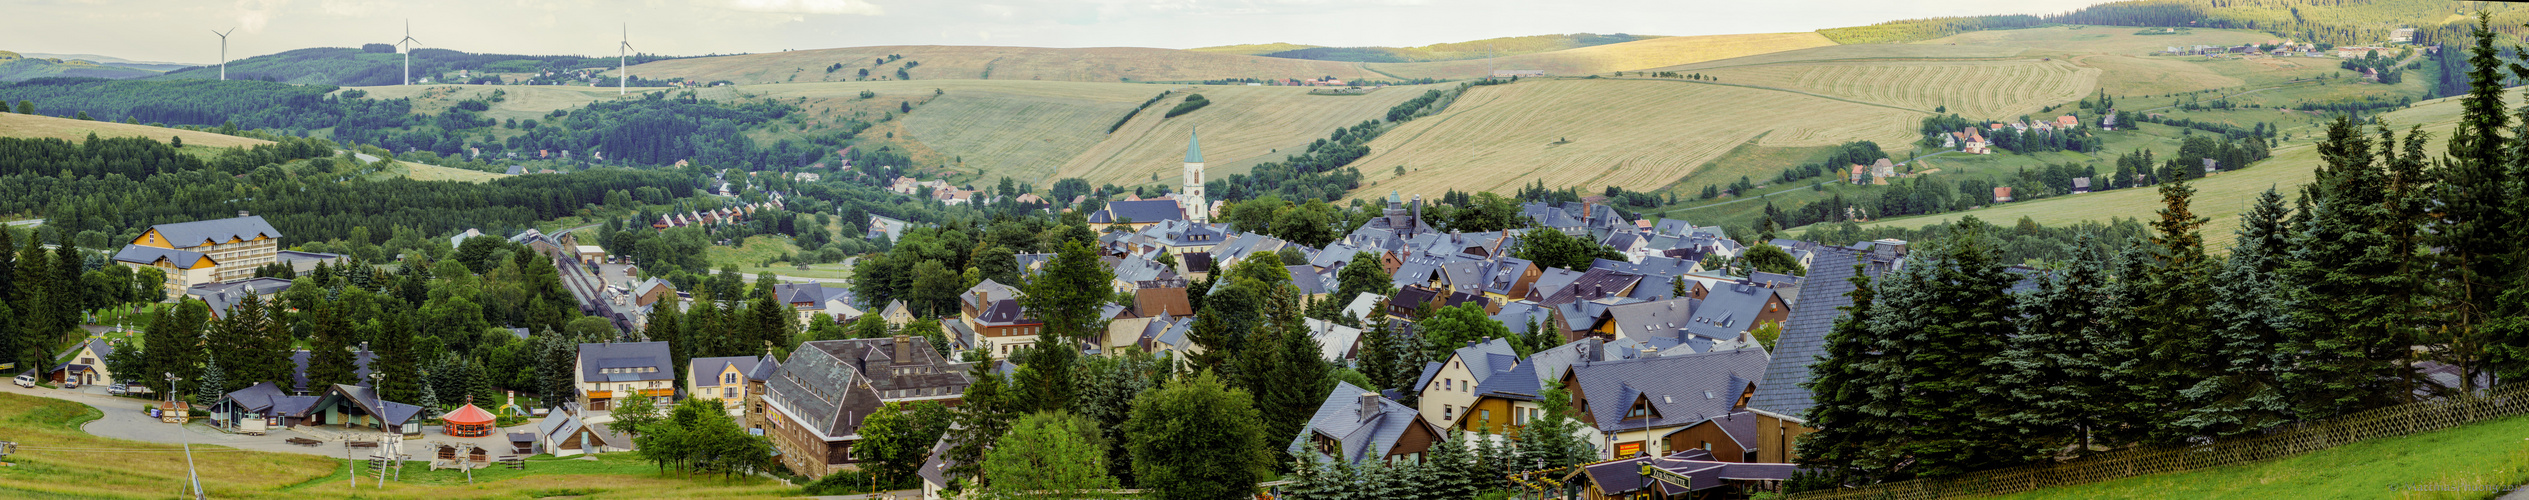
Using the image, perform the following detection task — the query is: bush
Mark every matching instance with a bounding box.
[1162,94,1210,118]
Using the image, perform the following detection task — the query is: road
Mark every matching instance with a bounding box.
[3,219,39,227]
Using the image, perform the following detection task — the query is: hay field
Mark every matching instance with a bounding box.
[0,112,271,148]
[1657,43,2030,71]
[1918,26,2278,55]
[619,45,1384,85]
[1852,88,2500,249]
[1365,32,1837,80]
[1058,83,1445,187]
[342,84,648,123]
[1346,79,1923,200]
[397,162,509,183]
[2077,55,2244,95]
[1699,59,2099,119]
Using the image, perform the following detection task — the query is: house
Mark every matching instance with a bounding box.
[1415,338,1518,430]
[207,381,318,433]
[2204,158,2221,174]
[1579,450,1802,498]
[881,299,913,327]
[1870,158,1896,180]
[2101,113,2118,131]
[1994,186,2014,203]
[48,338,117,386]
[631,278,677,308]
[538,407,632,457]
[302,383,427,435]
[1457,338,1623,437]
[960,280,1045,356]
[2071,177,2092,194]
[1288,382,1448,464]
[796,336,972,405]
[450,228,485,248]
[1132,282,1192,319]
[114,213,284,296]
[773,283,859,324]
[1087,199,1185,232]
[1302,318,1364,363]
[867,215,909,242]
[1746,241,1906,461]
[1565,349,1770,460]
[689,355,773,417]
[575,342,676,411]
[1677,282,1789,350]
[762,338,888,479]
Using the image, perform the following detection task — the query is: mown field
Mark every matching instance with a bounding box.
[1657,44,2029,72]
[1345,78,1924,201]
[0,111,272,148]
[1365,32,1837,80]
[0,392,795,499]
[342,84,648,124]
[619,45,1388,85]
[1057,82,1443,188]
[1916,25,2278,56]
[1851,88,2501,249]
[1699,59,2099,119]
[1986,414,2529,500]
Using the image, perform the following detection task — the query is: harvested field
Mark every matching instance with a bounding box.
[2078,55,2244,95]
[0,112,272,148]
[1346,79,1922,200]
[1059,83,1444,187]
[1657,43,2029,71]
[618,45,1385,85]
[1699,59,2099,119]
[1918,25,2277,55]
[1366,32,1838,80]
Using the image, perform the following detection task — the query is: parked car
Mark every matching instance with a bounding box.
[11,372,33,388]
[107,383,128,396]
[62,379,78,390]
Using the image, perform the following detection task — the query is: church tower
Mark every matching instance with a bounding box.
[1182,128,1209,223]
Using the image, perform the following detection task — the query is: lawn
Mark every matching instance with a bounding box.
[1985,414,2529,500]
[0,392,798,499]
[705,234,804,269]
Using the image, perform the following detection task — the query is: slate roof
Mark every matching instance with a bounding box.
[773,283,852,310]
[1090,200,1185,224]
[1606,298,1698,342]
[689,356,758,388]
[1302,318,1363,362]
[1748,242,1904,416]
[764,340,886,440]
[1491,301,1554,335]
[1568,348,1769,433]
[1421,338,1517,393]
[318,383,423,426]
[578,342,674,383]
[113,245,213,269]
[805,338,972,397]
[218,382,291,413]
[1584,451,1801,494]
[189,277,292,316]
[1482,257,1535,296]
[1525,268,1587,302]
[1286,381,1434,463]
[1683,283,1775,340]
[1472,362,1542,402]
[148,215,283,248]
[1113,255,1177,284]
[1289,265,1335,295]
[961,279,1035,325]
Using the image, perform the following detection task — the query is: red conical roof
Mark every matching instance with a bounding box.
[442,403,496,425]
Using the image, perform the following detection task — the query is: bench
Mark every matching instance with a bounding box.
[285,437,322,447]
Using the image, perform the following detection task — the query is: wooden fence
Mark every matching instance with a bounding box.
[1795,382,2529,500]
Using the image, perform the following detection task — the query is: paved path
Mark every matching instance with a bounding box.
[1,382,545,459]
[2,219,39,227]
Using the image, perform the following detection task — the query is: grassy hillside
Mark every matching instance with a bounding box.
[1345,78,1923,201]
[0,112,273,148]
[1851,87,2501,248]
[0,392,796,499]
[1188,43,1323,56]
[1058,83,1441,188]
[0,57,158,82]
[155,47,682,87]
[619,45,1389,85]
[1656,44,2028,71]
[1919,25,2274,56]
[1365,32,1839,80]
[1252,33,1663,63]
[1698,59,2098,119]
[1986,414,2529,500]
[341,84,646,123]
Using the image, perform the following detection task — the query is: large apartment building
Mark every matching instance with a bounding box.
[113,213,284,297]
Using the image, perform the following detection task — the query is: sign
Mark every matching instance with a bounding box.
[1614,441,1643,457]
[1642,464,1695,489]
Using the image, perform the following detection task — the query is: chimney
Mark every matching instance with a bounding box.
[894,335,912,362]
[1358,393,1381,423]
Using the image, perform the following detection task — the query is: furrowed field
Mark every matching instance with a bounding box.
[1362,32,1838,80]
[1057,82,1443,187]
[1698,59,2099,119]
[1347,78,1922,201]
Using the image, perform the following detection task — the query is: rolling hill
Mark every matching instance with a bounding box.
[619,45,1390,85]
[1696,59,2099,119]
[1363,32,1839,79]
[1235,33,1664,63]
[0,111,273,148]
[1344,78,1925,201]
[1054,83,1442,186]
[0,53,159,81]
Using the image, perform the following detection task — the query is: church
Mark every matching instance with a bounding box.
[1088,129,1213,227]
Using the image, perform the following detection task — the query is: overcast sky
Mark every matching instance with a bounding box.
[8,0,2119,65]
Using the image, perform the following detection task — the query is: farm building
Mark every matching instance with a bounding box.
[1995,186,2014,202]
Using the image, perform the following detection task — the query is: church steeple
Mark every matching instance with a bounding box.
[1185,128,1204,163]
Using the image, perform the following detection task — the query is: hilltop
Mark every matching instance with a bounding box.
[1210,33,1664,63]
[153,47,682,86]
[0,111,272,148]
[620,45,1390,85]
[0,52,159,81]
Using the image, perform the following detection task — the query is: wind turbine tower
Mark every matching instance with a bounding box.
[212,28,236,81]
[618,23,634,95]
[397,20,422,86]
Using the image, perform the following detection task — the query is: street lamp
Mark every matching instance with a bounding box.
[166,373,203,500]
[370,370,387,489]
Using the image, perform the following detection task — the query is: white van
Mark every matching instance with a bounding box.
[13,373,35,388]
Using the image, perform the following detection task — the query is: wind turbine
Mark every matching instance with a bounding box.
[397,19,421,86]
[212,28,236,81]
[617,23,633,95]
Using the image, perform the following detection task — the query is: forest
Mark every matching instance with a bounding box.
[153,46,694,86]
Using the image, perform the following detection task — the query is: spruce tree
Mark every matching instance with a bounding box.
[947,351,1014,481]
[2281,116,2415,420]
[1797,265,1902,480]
[373,306,422,404]
[2441,14,2521,387]
[1993,232,2119,456]
[2134,180,2218,443]
[1892,216,2024,475]
[536,329,578,408]
[2175,188,2295,439]
[195,356,226,407]
[15,235,55,372]
[305,301,360,389]
[1355,314,1401,393]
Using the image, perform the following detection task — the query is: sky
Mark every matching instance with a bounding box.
[6,0,2120,65]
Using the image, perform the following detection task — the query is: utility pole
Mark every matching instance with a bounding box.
[167,373,203,500]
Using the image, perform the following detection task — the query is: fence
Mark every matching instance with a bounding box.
[1795,382,2529,500]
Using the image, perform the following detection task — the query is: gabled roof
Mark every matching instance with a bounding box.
[689,356,759,387]
[1090,199,1185,225]
[1749,241,1904,416]
[1606,298,1697,342]
[1569,349,1768,432]
[1683,282,1776,339]
[147,215,282,247]
[113,245,213,269]
[578,342,674,383]
[764,340,886,440]
[1285,381,1435,463]
[1302,318,1363,362]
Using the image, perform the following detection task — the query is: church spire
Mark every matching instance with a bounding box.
[1185,127,1204,164]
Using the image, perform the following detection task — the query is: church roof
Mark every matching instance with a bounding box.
[1186,128,1203,163]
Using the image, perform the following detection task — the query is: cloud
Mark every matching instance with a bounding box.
[318,0,392,16]
[717,0,883,15]
[232,0,292,32]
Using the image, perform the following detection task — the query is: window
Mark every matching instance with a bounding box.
[724,373,738,385]
[1444,379,1452,391]
[723,388,737,398]
[1626,402,1649,419]
[1480,409,1491,422]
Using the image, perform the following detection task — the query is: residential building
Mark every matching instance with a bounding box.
[1288,382,1447,464]
[959,280,1045,355]
[115,214,284,297]
[187,277,292,319]
[49,338,117,386]
[1578,450,1801,498]
[867,215,909,242]
[1746,241,1906,461]
[797,336,972,405]
[1088,199,1185,232]
[690,355,769,416]
[1565,349,1770,460]
[762,339,888,479]
[773,283,860,324]
[575,342,675,411]
[1415,338,1518,430]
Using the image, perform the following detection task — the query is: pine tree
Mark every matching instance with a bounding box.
[305,301,360,389]
[1798,265,1898,479]
[2281,116,2415,420]
[1424,432,1478,499]
[536,329,579,408]
[1356,314,1401,393]
[1893,216,2025,475]
[947,351,1014,481]
[15,235,55,372]
[195,356,227,407]
[1520,378,1592,470]
[416,369,442,418]
[1012,344,1078,414]
[2133,180,2219,444]
[373,304,422,404]
[1993,232,2119,457]
[2175,188,2296,439]
[2440,14,2523,387]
